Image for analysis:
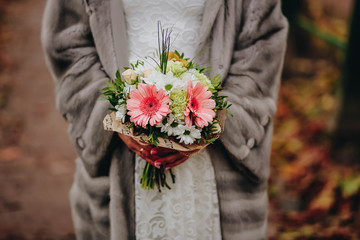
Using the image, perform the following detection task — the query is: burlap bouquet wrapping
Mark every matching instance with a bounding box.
[103,110,227,152]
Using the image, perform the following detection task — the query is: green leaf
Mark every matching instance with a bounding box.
[170,122,178,128]
[207,138,218,143]
[226,109,234,117]
[174,50,181,57]
[211,73,222,87]
[116,70,121,79]
[165,84,173,91]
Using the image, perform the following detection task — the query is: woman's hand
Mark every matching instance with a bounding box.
[117,133,159,166]
[150,147,200,170]
[118,133,199,169]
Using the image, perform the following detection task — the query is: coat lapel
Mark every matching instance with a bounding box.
[110,0,129,71]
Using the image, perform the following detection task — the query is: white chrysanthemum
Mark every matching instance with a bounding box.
[115,104,127,123]
[123,83,137,96]
[157,114,174,132]
[182,71,198,85]
[176,124,201,145]
[166,122,184,136]
[143,71,187,94]
[158,114,184,136]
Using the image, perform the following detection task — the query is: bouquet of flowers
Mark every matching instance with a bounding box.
[102,24,232,191]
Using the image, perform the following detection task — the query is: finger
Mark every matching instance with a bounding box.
[117,132,129,143]
[179,149,200,156]
[178,151,191,157]
[150,147,177,157]
[165,156,189,170]
[118,133,138,150]
[154,153,184,167]
[146,154,160,162]
[134,149,158,166]
[130,142,157,163]
[143,157,155,166]
[135,144,162,162]
[134,148,149,159]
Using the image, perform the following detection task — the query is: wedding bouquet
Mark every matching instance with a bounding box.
[102,24,232,191]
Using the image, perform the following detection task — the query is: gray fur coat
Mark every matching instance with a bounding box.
[41,0,288,239]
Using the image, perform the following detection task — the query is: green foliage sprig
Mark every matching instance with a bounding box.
[173,50,211,73]
[124,60,144,71]
[210,73,233,117]
[158,22,172,74]
[99,70,126,109]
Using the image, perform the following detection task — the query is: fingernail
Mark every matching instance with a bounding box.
[151,149,157,155]
[165,166,170,170]
[154,162,160,169]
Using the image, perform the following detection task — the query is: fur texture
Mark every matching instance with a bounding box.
[41,0,288,239]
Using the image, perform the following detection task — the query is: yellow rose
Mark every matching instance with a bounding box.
[167,52,189,67]
[168,52,189,67]
[122,69,138,84]
[168,51,179,61]
[143,69,153,78]
[179,59,189,68]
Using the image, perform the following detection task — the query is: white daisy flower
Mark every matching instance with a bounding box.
[123,83,137,96]
[158,114,183,136]
[182,70,199,85]
[176,124,201,145]
[157,114,174,133]
[143,71,186,95]
[166,122,184,136]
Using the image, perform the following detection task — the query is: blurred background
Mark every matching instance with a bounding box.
[0,0,359,239]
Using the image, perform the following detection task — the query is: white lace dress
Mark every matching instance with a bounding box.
[122,0,222,239]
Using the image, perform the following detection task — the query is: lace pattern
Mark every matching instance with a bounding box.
[134,149,222,240]
[122,0,206,66]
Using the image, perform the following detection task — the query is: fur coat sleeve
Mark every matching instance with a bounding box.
[218,0,288,183]
[41,0,115,178]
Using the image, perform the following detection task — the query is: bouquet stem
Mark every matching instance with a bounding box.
[140,162,176,192]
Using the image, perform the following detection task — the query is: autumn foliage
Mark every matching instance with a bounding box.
[268,1,360,239]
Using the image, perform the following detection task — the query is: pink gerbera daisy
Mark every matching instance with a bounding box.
[127,83,171,128]
[184,81,216,128]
